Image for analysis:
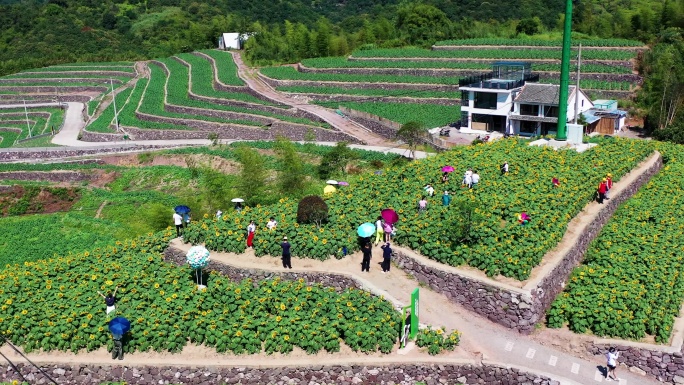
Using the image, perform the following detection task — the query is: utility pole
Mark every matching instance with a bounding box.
[556,0,573,140]
[110,78,120,132]
[573,43,582,124]
[23,99,32,138]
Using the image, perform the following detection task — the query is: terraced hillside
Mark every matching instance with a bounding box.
[82,50,356,143]
[0,105,65,148]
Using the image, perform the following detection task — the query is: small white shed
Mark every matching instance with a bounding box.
[218,33,245,50]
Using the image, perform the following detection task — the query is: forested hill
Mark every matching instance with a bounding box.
[0,0,682,75]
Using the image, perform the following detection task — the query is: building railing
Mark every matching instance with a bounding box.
[459,73,539,90]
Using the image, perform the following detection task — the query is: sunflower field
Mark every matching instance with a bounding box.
[0,230,401,354]
[547,143,684,343]
[185,138,654,280]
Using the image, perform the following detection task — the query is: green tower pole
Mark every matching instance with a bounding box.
[556,0,573,140]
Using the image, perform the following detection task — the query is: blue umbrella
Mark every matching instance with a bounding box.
[174,205,191,214]
[357,222,375,238]
[108,317,131,335]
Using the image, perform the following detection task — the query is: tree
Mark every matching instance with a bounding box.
[296,195,328,227]
[396,121,428,160]
[396,3,452,46]
[274,136,307,196]
[445,198,485,245]
[515,17,541,36]
[317,142,358,179]
[234,146,268,205]
[185,156,235,214]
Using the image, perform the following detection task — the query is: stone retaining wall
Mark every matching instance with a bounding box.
[0,95,91,104]
[164,246,361,292]
[0,78,124,85]
[395,152,662,334]
[0,362,561,385]
[291,93,458,106]
[297,63,483,78]
[0,171,90,183]
[0,86,107,93]
[347,56,634,68]
[0,145,185,162]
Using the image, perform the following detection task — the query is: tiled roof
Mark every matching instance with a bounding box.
[514,84,576,105]
[509,115,558,123]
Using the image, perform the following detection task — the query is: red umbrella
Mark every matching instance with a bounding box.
[381,209,399,225]
[441,165,455,173]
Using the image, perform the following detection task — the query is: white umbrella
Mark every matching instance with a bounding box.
[231,198,244,203]
[326,180,339,185]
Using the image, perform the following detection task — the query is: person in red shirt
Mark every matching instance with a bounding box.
[605,173,613,199]
[597,178,608,204]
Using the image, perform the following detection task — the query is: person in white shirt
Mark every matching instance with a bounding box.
[464,173,472,188]
[471,171,480,188]
[216,210,223,219]
[501,161,509,175]
[173,212,183,237]
[266,217,278,231]
[424,184,435,197]
[605,347,620,381]
[246,220,256,248]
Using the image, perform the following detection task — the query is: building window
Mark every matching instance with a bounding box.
[519,104,539,116]
[474,92,497,109]
[545,106,559,118]
[519,121,538,134]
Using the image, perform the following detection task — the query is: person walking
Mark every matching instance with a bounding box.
[471,170,480,189]
[605,347,620,381]
[441,172,449,184]
[418,196,428,213]
[380,242,392,273]
[375,216,384,245]
[111,333,124,360]
[605,173,613,199]
[234,202,243,212]
[424,184,435,197]
[215,210,223,219]
[280,236,292,269]
[246,220,256,248]
[361,242,372,272]
[442,190,452,206]
[597,178,608,204]
[98,286,119,314]
[552,177,560,187]
[382,220,393,242]
[173,211,183,238]
[501,161,509,176]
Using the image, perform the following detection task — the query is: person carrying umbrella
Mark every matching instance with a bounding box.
[441,172,449,184]
[281,236,292,269]
[246,220,256,248]
[383,220,393,242]
[361,241,372,272]
[108,317,130,361]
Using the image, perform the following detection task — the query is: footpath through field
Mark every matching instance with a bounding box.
[229,52,393,147]
[166,239,659,385]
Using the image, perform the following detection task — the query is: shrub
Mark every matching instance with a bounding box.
[297,195,328,227]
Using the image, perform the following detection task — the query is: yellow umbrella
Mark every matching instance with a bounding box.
[323,185,337,194]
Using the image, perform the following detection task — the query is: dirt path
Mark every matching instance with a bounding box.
[162,240,658,385]
[94,200,108,218]
[230,52,393,147]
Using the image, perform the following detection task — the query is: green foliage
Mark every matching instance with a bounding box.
[415,327,461,355]
[352,47,636,61]
[435,38,644,47]
[331,102,458,128]
[199,50,244,86]
[396,121,428,159]
[446,198,485,245]
[234,146,268,206]
[0,230,401,355]
[297,195,329,227]
[261,66,462,85]
[274,137,308,196]
[547,142,684,343]
[396,3,452,46]
[318,142,358,179]
[87,87,132,133]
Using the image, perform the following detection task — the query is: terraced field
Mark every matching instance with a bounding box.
[0,106,65,147]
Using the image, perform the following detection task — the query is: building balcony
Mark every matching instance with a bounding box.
[459,73,539,90]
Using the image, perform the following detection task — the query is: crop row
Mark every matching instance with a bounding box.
[48,61,134,67]
[2,73,131,81]
[329,101,458,128]
[302,57,632,74]
[0,231,403,355]
[434,38,644,47]
[174,53,277,106]
[538,78,633,91]
[161,57,321,127]
[548,143,684,343]
[86,88,134,133]
[279,85,460,99]
[186,139,654,281]
[0,127,22,148]
[199,50,244,86]
[22,66,135,73]
[352,48,636,61]
[261,66,462,85]
[117,78,188,130]
[0,107,64,139]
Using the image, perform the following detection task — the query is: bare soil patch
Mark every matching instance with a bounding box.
[0,185,79,216]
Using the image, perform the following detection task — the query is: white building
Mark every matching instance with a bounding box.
[458,62,594,136]
[510,83,593,136]
[218,33,249,50]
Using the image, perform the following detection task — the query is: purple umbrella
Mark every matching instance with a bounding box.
[338,181,349,186]
[381,209,399,225]
[441,165,455,173]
